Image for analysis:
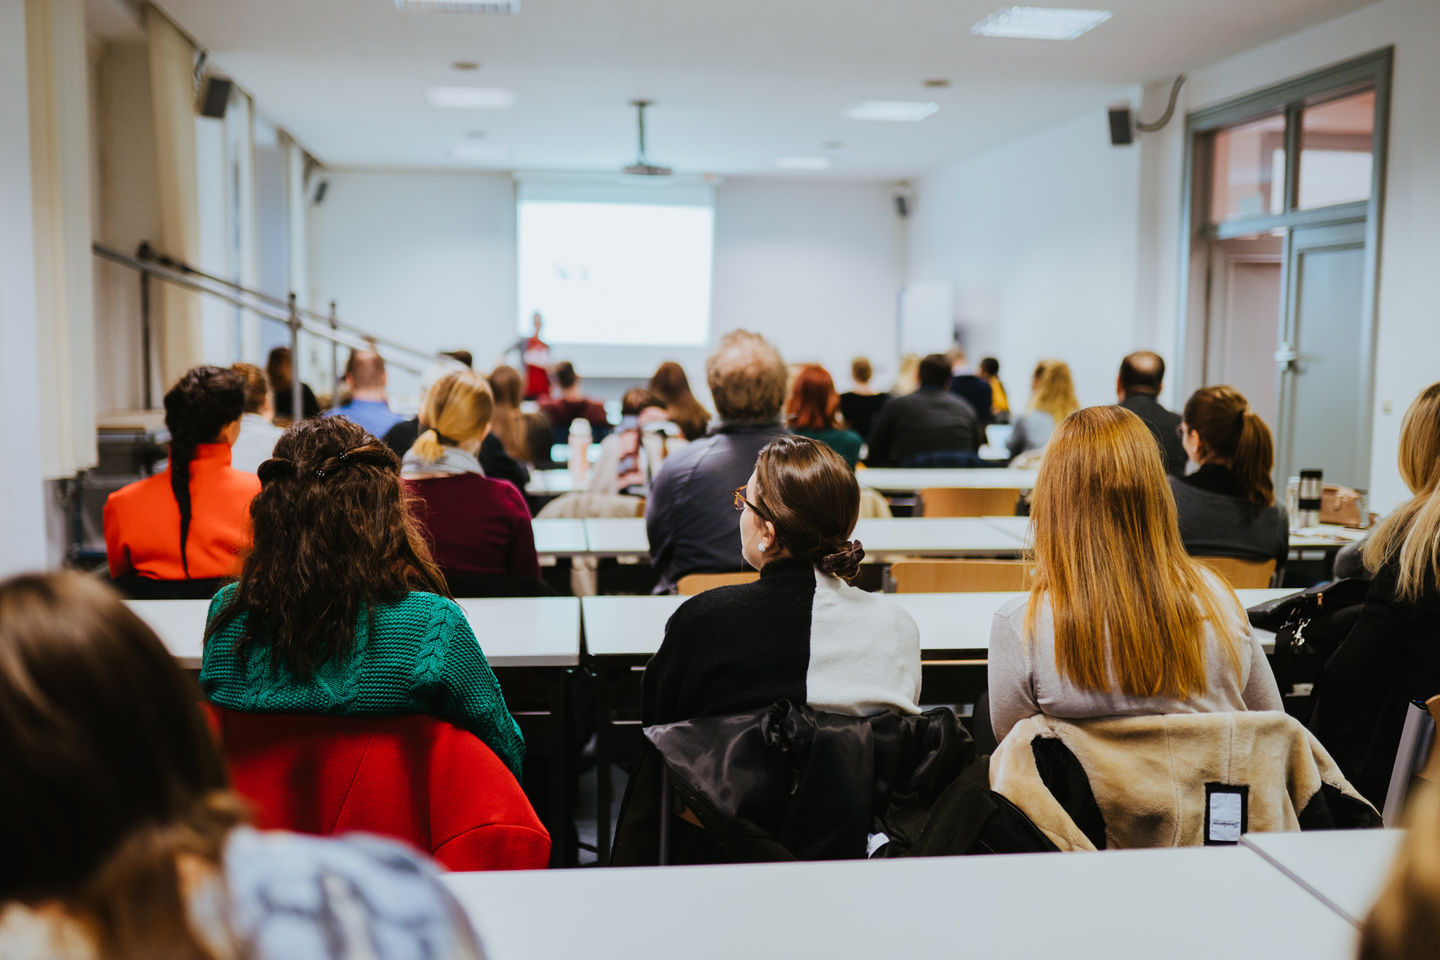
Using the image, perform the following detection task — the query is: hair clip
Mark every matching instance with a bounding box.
[314,469,326,480]
[338,452,349,462]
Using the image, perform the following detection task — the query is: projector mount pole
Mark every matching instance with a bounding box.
[632,99,651,165]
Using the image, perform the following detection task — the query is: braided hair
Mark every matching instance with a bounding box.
[162,367,246,579]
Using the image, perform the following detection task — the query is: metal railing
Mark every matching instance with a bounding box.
[92,242,442,416]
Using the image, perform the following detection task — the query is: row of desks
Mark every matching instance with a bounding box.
[444,828,1405,960]
[535,515,1366,562]
[528,466,1044,497]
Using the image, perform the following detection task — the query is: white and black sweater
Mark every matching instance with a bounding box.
[642,558,923,726]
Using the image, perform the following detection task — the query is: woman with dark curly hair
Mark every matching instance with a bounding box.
[104,366,258,581]
[642,435,921,726]
[201,416,524,778]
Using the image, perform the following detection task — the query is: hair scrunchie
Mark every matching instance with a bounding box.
[818,539,865,581]
[256,457,297,485]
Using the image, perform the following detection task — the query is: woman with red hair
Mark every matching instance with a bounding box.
[786,364,863,469]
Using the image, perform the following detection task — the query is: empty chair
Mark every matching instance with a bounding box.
[205,706,550,871]
[890,559,1031,593]
[918,486,1023,517]
[676,571,760,595]
[1196,555,1278,588]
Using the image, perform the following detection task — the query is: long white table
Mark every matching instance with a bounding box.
[532,518,589,557]
[1241,828,1404,926]
[582,589,1295,658]
[857,467,1040,493]
[444,845,1357,960]
[525,469,575,496]
[126,596,582,669]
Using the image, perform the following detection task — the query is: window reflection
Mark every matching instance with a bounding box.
[1210,113,1286,222]
[1297,89,1374,210]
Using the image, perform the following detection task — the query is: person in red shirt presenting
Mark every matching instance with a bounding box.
[522,311,551,400]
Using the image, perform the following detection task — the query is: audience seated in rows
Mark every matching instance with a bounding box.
[1313,381,1440,806]
[838,356,888,441]
[1006,358,1079,462]
[228,362,285,474]
[402,370,540,581]
[649,360,711,442]
[786,364,864,469]
[979,356,1009,425]
[201,416,526,777]
[865,353,982,467]
[327,349,403,440]
[539,361,609,444]
[947,346,994,425]
[588,388,684,497]
[987,406,1283,744]
[1116,350,1186,474]
[265,345,320,425]
[646,330,790,593]
[105,366,259,581]
[644,436,920,725]
[1172,385,1289,568]
[0,571,485,960]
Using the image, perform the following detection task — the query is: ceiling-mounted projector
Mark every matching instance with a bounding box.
[622,100,672,177]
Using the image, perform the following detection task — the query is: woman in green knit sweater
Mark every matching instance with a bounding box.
[201,417,525,778]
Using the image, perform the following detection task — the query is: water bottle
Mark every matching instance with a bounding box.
[568,418,592,485]
[1297,469,1323,528]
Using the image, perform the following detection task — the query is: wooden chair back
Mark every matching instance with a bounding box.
[890,559,1032,593]
[917,487,1022,518]
[676,571,760,595]
[1195,556,1277,589]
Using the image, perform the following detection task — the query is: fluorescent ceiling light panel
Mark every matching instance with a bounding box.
[842,100,938,123]
[452,143,508,161]
[395,0,519,13]
[425,86,516,109]
[970,6,1112,40]
[775,156,831,170]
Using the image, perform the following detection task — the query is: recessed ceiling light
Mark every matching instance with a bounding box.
[775,155,832,170]
[451,143,508,161]
[395,0,519,13]
[843,100,939,123]
[970,6,1112,40]
[451,61,480,71]
[425,86,516,109]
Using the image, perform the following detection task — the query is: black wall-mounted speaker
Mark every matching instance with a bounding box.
[1108,105,1135,146]
[199,77,233,119]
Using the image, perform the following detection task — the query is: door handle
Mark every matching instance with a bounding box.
[1274,342,1298,372]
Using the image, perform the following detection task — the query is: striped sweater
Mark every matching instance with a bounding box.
[201,585,525,778]
[642,558,922,726]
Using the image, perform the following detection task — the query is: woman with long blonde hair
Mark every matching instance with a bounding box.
[987,406,1282,743]
[1006,358,1079,461]
[1313,382,1440,805]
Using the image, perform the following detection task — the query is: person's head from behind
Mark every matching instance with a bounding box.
[231,362,273,421]
[531,311,543,336]
[411,370,494,463]
[441,349,473,369]
[649,360,694,404]
[553,361,579,392]
[917,354,952,389]
[1029,406,1240,699]
[621,387,667,424]
[1029,359,1079,421]
[1118,350,1166,400]
[1180,385,1275,506]
[851,357,873,387]
[1363,381,1440,597]
[488,365,524,408]
[0,572,241,957]
[266,345,293,391]
[218,417,447,678]
[164,366,247,578]
[706,330,788,423]
[344,349,387,398]
[979,357,1000,380]
[786,364,842,431]
[738,436,863,580]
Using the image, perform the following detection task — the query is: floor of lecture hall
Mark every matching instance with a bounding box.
[574,752,627,866]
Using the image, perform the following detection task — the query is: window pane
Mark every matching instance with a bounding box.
[1210,113,1287,223]
[1297,89,1374,210]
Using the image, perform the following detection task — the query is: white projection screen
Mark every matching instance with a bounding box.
[517,181,715,347]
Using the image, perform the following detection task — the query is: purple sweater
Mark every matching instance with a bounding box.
[405,473,540,579]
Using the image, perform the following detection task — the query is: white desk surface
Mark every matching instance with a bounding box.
[532,518,589,556]
[525,469,575,496]
[1242,828,1404,926]
[857,467,1040,493]
[127,596,582,670]
[582,517,651,557]
[445,846,1355,960]
[1289,525,1369,549]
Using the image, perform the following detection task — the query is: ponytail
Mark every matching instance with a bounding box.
[1183,385,1275,507]
[1231,411,1276,506]
[410,427,447,464]
[407,370,493,466]
[162,367,248,580]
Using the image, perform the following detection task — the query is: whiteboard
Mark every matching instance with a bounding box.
[899,282,956,357]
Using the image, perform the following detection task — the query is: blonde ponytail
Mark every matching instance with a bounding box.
[404,370,493,466]
[410,428,447,464]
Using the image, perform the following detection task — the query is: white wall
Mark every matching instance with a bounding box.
[907,101,1145,409]
[308,172,904,401]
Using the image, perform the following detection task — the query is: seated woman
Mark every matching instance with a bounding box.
[1006,358,1078,462]
[202,416,525,777]
[839,356,890,441]
[588,387,685,497]
[988,406,1282,743]
[403,370,540,581]
[786,364,864,469]
[1313,382,1440,805]
[1171,385,1288,568]
[643,435,921,725]
[649,360,711,442]
[0,571,484,960]
[104,366,260,581]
